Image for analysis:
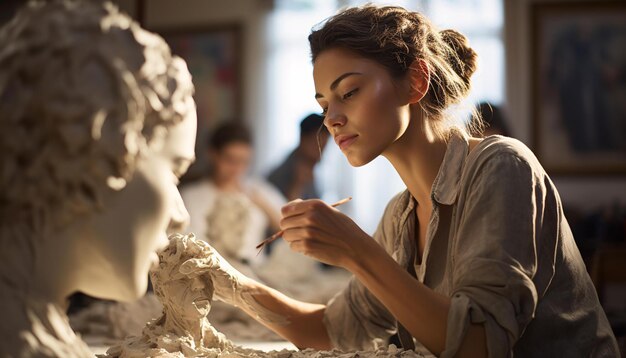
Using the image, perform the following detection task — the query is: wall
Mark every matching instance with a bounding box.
[5,0,619,211]
[141,0,626,211]
[504,0,626,211]
[140,0,273,175]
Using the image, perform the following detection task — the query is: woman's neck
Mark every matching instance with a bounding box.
[383,111,447,206]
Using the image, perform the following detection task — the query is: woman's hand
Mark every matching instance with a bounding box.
[194,243,291,324]
[279,199,375,269]
[196,243,253,305]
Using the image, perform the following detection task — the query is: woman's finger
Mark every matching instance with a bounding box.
[287,238,312,255]
[287,238,339,266]
[279,204,327,230]
[281,226,323,243]
[281,198,327,218]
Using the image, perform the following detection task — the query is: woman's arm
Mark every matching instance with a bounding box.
[280,199,487,357]
[239,280,332,350]
[204,240,331,349]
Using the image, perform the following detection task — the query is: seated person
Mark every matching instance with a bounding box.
[181,122,285,269]
[268,114,330,201]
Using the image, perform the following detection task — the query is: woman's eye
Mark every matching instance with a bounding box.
[342,88,359,100]
[320,108,328,117]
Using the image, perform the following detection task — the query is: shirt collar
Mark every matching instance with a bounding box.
[431,128,469,206]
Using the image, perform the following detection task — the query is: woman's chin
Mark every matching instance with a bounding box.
[346,152,374,167]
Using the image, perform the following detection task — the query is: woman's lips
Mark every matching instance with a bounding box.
[336,134,358,150]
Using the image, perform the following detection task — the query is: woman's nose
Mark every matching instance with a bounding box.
[323,105,347,129]
[167,189,189,234]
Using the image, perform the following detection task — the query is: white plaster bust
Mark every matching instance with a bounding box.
[0,1,197,356]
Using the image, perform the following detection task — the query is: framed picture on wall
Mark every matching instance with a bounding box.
[156,25,243,182]
[531,1,626,175]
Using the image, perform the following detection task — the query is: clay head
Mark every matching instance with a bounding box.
[151,233,217,321]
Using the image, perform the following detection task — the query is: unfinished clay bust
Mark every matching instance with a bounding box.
[105,233,233,357]
[0,1,196,356]
[105,234,425,358]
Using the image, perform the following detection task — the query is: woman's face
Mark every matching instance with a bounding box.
[313,48,412,167]
[211,141,252,183]
[85,103,197,302]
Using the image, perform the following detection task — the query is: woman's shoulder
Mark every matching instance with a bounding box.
[466,135,545,177]
[472,135,536,161]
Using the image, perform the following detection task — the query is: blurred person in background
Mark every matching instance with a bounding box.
[268,113,330,201]
[181,121,285,271]
[474,101,511,137]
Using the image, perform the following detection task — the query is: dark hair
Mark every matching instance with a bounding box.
[308,5,479,138]
[475,102,510,137]
[300,113,328,137]
[208,121,252,151]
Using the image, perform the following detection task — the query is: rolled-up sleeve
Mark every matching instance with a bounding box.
[442,152,557,357]
[323,194,407,350]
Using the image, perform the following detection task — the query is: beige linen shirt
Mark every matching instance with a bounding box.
[323,131,618,357]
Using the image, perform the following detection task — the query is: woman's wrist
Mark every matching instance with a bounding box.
[343,235,385,275]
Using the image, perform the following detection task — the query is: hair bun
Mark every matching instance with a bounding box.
[439,29,477,86]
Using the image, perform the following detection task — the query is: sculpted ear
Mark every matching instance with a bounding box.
[407,59,430,104]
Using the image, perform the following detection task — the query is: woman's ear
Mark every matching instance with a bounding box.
[408,59,430,104]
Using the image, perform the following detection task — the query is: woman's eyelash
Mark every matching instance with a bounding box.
[342,88,359,100]
[319,88,358,116]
